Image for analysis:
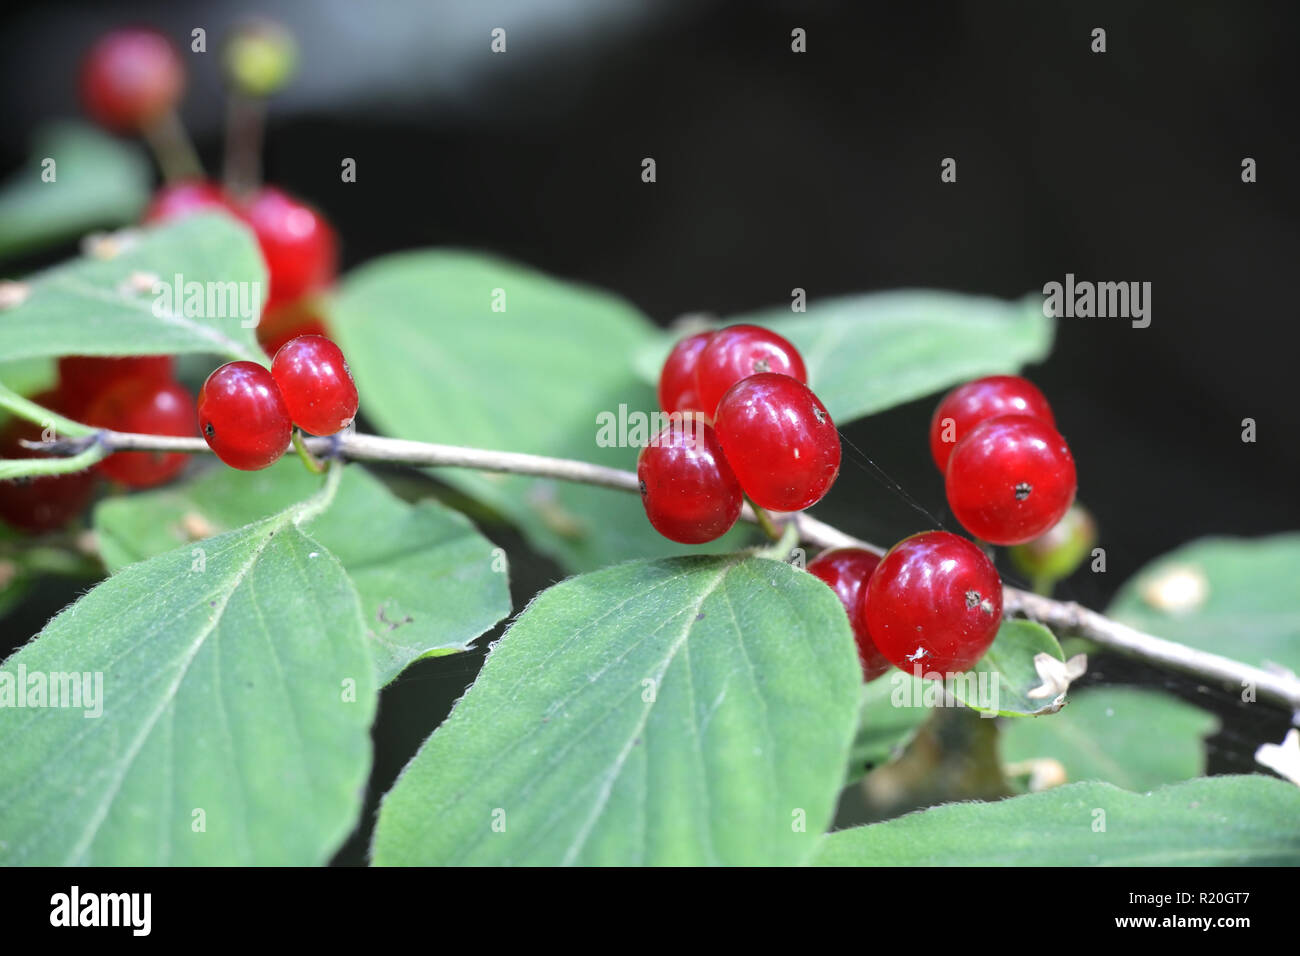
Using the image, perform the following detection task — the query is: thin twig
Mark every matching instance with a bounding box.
[19,427,1300,713]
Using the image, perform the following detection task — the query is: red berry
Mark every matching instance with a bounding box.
[257,301,332,357]
[945,415,1077,546]
[694,324,807,417]
[929,375,1054,472]
[79,28,184,132]
[806,548,890,681]
[658,331,713,415]
[862,531,1003,674]
[83,378,197,488]
[142,180,230,224]
[234,187,338,308]
[270,335,358,436]
[197,362,292,470]
[637,415,742,544]
[713,373,839,512]
[0,392,97,534]
[58,356,175,414]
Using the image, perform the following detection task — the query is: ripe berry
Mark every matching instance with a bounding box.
[79,28,184,132]
[637,415,742,544]
[658,331,713,415]
[58,355,174,414]
[806,548,890,681]
[694,324,807,417]
[861,531,1003,674]
[929,375,1055,472]
[713,373,839,512]
[270,335,358,436]
[197,362,291,470]
[946,415,1077,546]
[142,180,230,224]
[234,187,338,308]
[257,300,331,356]
[83,378,197,488]
[0,392,97,534]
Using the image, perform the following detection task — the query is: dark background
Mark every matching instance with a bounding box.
[3,0,1298,862]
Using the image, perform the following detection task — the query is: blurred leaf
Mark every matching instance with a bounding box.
[0,123,151,259]
[94,462,510,684]
[372,555,861,865]
[0,214,265,364]
[636,291,1054,424]
[1001,686,1219,791]
[1108,533,1300,674]
[846,673,930,783]
[331,250,753,572]
[814,775,1300,865]
[0,490,376,865]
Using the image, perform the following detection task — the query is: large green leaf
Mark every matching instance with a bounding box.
[94,462,510,684]
[0,213,266,364]
[0,479,376,865]
[636,291,1054,425]
[330,250,754,572]
[1108,534,1300,674]
[814,775,1300,866]
[0,123,151,259]
[1001,687,1219,791]
[372,554,861,866]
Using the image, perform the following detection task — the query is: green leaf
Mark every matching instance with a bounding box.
[813,775,1300,866]
[0,213,266,364]
[846,674,930,783]
[0,123,151,259]
[372,555,861,865]
[636,292,1053,425]
[331,250,755,572]
[906,619,1067,717]
[1108,533,1300,674]
[1001,687,1219,791]
[94,462,511,685]
[0,485,377,865]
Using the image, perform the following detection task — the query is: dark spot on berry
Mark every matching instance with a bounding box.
[753,358,770,373]
[1015,482,1032,500]
[965,589,981,608]
[204,422,214,438]
[638,478,647,498]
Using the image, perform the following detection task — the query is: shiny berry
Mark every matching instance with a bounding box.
[929,375,1055,472]
[197,362,291,470]
[658,331,713,415]
[694,324,807,416]
[83,378,197,488]
[0,392,97,534]
[862,531,1003,674]
[142,180,230,224]
[946,415,1077,546]
[79,28,184,132]
[713,373,839,512]
[58,355,174,414]
[806,548,890,681]
[257,300,331,356]
[637,415,742,544]
[270,335,358,436]
[234,187,338,308]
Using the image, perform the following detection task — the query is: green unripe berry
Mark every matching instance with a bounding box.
[1009,503,1096,590]
[222,20,297,97]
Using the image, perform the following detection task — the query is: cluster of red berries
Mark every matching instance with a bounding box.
[82,27,337,352]
[199,335,358,470]
[803,375,1076,680]
[0,356,195,532]
[638,325,841,543]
